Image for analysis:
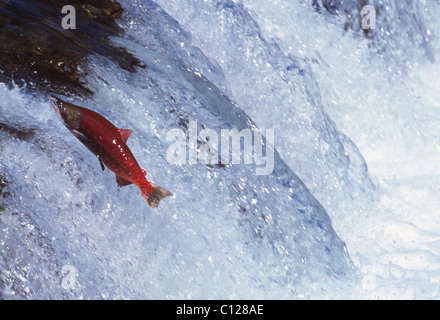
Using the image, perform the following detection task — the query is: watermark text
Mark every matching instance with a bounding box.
[166,121,274,175]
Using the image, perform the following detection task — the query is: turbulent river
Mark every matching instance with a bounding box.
[1,0,440,299]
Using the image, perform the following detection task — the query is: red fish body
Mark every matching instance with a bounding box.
[50,95,172,207]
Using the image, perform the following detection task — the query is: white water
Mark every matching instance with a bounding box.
[1,0,440,299]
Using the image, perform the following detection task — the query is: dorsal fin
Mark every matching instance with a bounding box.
[118,129,133,143]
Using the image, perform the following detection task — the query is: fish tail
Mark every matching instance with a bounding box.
[143,182,172,208]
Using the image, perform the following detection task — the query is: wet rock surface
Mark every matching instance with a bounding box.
[0,0,144,97]
[0,122,36,141]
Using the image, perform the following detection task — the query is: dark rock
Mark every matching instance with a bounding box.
[0,122,36,141]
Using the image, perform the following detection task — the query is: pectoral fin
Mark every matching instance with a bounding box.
[98,156,105,171]
[72,129,90,144]
[116,175,133,187]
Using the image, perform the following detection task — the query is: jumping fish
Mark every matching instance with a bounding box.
[49,95,172,207]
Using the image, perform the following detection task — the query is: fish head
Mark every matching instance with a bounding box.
[49,95,81,130]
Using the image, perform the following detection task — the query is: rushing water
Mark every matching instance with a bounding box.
[1,0,440,299]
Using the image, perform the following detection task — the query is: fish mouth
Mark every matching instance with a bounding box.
[49,95,63,119]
